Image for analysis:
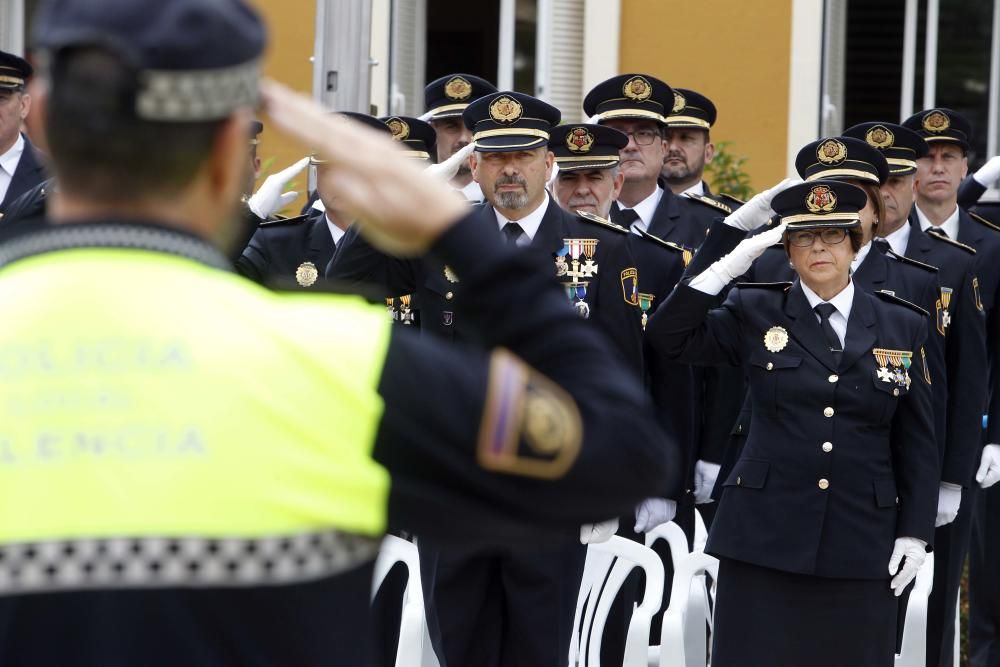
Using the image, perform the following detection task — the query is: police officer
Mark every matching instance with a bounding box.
[649,180,939,667]
[236,112,388,287]
[0,50,45,216]
[0,1,677,665]
[583,74,706,249]
[661,87,737,235]
[423,73,497,201]
[902,107,1000,667]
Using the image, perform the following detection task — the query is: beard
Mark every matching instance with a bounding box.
[662,152,702,183]
[567,195,600,212]
[493,174,530,209]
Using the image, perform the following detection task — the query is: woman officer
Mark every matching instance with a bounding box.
[648,180,939,666]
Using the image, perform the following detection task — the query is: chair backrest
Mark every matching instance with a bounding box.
[693,508,708,553]
[371,535,437,667]
[643,521,690,570]
[569,536,665,667]
[895,552,935,667]
[655,551,719,667]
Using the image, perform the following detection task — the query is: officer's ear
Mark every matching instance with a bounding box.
[469,150,482,184]
[704,136,715,164]
[544,150,554,181]
[611,168,625,200]
[24,78,48,154]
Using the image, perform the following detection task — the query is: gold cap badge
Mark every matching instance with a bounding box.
[386,117,410,141]
[816,138,848,165]
[923,110,950,133]
[622,76,652,102]
[444,76,473,101]
[565,127,595,153]
[296,261,319,287]
[865,125,894,149]
[805,184,838,213]
[764,326,789,353]
[672,91,686,113]
[489,95,523,123]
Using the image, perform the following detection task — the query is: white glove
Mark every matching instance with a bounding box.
[973,156,1000,188]
[247,157,310,218]
[976,444,1000,489]
[723,178,801,231]
[634,498,677,533]
[580,518,619,544]
[424,143,475,182]
[693,460,721,504]
[689,223,787,295]
[888,537,927,596]
[935,482,963,527]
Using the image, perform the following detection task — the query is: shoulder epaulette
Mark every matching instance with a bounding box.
[259,213,312,227]
[874,290,930,317]
[885,249,938,273]
[718,193,746,208]
[734,281,792,291]
[684,192,732,215]
[969,211,1000,233]
[927,231,976,254]
[576,210,628,234]
[637,229,693,265]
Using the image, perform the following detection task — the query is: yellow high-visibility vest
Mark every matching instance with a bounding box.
[0,248,392,544]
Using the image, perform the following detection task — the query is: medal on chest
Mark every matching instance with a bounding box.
[763,326,789,353]
[296,261,319,287]
[557,238,599,319]
[873,348,912,391]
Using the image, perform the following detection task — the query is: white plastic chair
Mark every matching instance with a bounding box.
[643,521,691,571]
[692,508,708,553]
[371,535,440,667]
[569,536,666,667]
[647,551,718,667]
[895,551,936,667]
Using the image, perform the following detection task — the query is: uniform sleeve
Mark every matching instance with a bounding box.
[891,316,939,544]
[942,266,989,485]
[646,283,745,367]
[234,225,269,284]
[986,269,1000,443]
[325,223,418,297]
[957,176,988,210]
[370,216,676,546]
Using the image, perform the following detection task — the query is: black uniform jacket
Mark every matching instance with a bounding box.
[903,212,989,483]
[0,176,50,241]
[649,280,939,578]
[235,209,333,286]
[0,134,45,215]
[955,209,1000,446]
[330,198,643,365]
[610,184,707,250]
[675,182,734,243]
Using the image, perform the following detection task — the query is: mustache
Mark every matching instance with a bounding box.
[567,195,599,208]
[495,175,527,189]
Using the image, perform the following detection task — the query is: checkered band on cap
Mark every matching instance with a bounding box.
[136,59,260,122]
[0,531,379,595]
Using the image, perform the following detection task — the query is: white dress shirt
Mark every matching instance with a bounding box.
[459,180,484,202]
[617,186,663,234]
[914,202,961,240]
[495,193,549,246]
[681,181,706,197]
[325,214,347,246]
[0,133,25,205]
[881,223,911,256]
[800,279,854,348]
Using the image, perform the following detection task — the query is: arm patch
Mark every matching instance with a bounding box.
[477,348,582,480]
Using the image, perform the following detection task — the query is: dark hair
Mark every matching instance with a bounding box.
[850,180,886,235]
[46,48,225,202]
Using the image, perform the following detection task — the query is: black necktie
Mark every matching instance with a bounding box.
[927,226,949,240]
[618,208,640,229]
[502,222,523,245]
[873,238,891,254]
[814,303,843,364]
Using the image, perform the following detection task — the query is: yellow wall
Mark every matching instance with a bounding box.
[619,0,793,193]
[249,0,316,210]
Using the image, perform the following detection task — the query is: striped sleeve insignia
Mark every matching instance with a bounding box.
[477,348,582,479]
[684,193,732,215]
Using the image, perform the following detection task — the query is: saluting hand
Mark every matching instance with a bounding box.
[260,80,467,256]
[723,178,801,231]
[247,156,310,219]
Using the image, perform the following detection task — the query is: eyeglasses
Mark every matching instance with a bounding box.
[787,228,848,247]
[624,128,662,146]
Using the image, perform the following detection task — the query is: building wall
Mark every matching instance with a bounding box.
[618,0,795,192]
[249,0,316,208]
